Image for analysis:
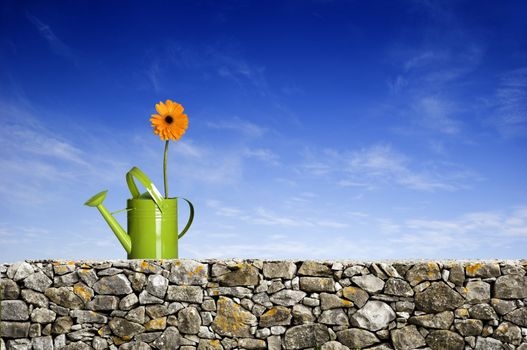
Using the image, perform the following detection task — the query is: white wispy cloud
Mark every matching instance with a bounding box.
[489,67,527,138]
[26,13,76,62]
[242,148,280,165]
[205,117,267,137]
[413,96,461,134]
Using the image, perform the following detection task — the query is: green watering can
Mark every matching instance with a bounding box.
[84,167,194,259]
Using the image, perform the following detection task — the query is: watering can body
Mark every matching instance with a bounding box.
[85,167,194,259]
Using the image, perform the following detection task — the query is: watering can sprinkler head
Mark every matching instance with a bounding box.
[84,190,132,254]
[84,190,108,207]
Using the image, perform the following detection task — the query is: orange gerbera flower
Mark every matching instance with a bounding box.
[150,99,188,141]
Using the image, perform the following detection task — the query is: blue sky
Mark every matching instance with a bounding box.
[1,1,526,262]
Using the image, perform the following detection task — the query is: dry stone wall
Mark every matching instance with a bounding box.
[1,259,527,350]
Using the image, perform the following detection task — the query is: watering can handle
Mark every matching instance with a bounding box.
[178,198,194,239]
[126,167,165,212]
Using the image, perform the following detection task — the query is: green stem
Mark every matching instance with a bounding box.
[163,140,169,198]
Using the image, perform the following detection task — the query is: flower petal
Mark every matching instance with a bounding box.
[155,102,167,115]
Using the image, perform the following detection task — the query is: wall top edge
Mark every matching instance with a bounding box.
[2,258,526,266]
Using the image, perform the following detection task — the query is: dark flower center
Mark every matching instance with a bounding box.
[164,115,174,124]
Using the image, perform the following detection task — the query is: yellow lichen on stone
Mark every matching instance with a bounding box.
[73,283,93,302]
[427,262,438,278]
[140,260,157,272]
[263,308,278,317]
[144,317,167,331]
[112,336,128,345]
[466,263,482,276]
[212,297,255,337]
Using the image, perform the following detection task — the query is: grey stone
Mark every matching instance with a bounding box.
[298,261,332,277]
[263,261,297,279]
[494,321,522,345]
[405,262,441,286]
[350,301,396,331]
[384,278,413,297]
[465,262,501,278]
[217,263,259,286]
[128,272,147,291]
[474,336,504,350]
[211,296,257,337]
[129,260,163,274]
[259,306,292,327]
[30,308,56,323]
[1,300,29,321]
[77,268,98,288]
[454,319,483,336]
[320,293,354,310]
[292,304,316,324]
[447,262,465,286]
[166,285,203,303]
[54,334,66,349]
[93,274,133,295]
[336,328,380,349]
[268,280,285,294]
[97,267,122,276]
[425,330,464,350]
[209,286,252,298]
[146,305,170,319]
[408,311,454,329]
[45,287,84,309]
[28,323,41,337]
[62,341,92,350]
[351,274,384,293]
[6,339,31,350]
[252,292,272,306]
[237,338,266,349]
[169,260,208,285]
[270,289,306,306]
[0,321,30,338]
[469,303,498,320]
[31,336,53,350]
[267,335,281,350]
[53,263,76,275]
[138,290,163,304]
[119,341,151,350]
[284,324,330,350]
[197,339,223,350]
[125,306,145,324]
[92,336,107,350]
[54,272,79,287]
[494,274,527,299]
[318,308,349,326]
[146,274,168,298]
[108,317,145,338]
[491,298,517,315]
[178,307,201,334]
[321,340,351,350]
[70,309,107,323]
[343,265,369,277]
[299,277,335,292]
[415,282,464,313]
[23,272,52,292]
[390,325,426,350]
[20,289,48,308]
[464,280,491,303]
[9,262,33,281]
[504,307,527,326]
[341,286,369,308]
[0,279,19,299]
[89,295,119,311]
[52,316,73,334]
[119,293,139,311]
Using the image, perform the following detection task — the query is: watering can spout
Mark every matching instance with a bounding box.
[84,190,132,254]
